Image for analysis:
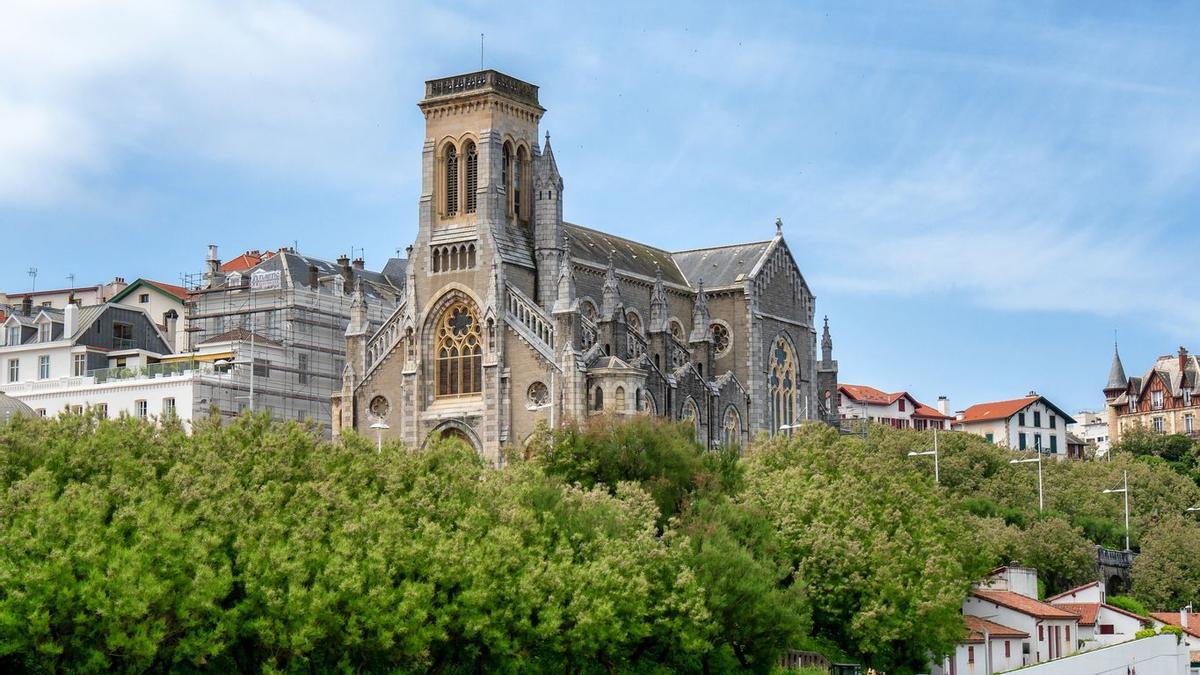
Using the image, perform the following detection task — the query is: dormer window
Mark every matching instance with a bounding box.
[1151,390,1164,410]
[6,325,19,346]
[38,323,51,342]
[1184,390,1192,407]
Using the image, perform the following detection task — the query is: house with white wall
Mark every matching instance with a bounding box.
[1067,410,1111,456]
[838,384,954,431]
[1149,607,1200,670]
[1046,581,1151,648]
[955,393,1075,459]
[0,277,128,310]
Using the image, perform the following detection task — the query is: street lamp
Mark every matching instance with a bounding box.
[1186,505,1200,514]
[1102,470,1131,552]
[1010,453,1043,512]
[369,421,390,452]
[908,428,940,484]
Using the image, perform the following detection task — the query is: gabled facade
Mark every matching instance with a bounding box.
[332,70,836,462]
[954,393,1075,458]
[1046,581,1151,648]
[109,278,190,352]
[838,384,953,430]
[1105,345,1200,443]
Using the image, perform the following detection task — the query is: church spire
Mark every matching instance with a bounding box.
[649,265,668,331]
[1105,341,1128,395]
[346,277,369,337]
[688,279,710,343]
[601,252,623,319]
[553,234,576,314]
[538,131,562,187]
[821,315,833,367]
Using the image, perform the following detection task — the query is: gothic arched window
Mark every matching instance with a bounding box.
[444,144,459,216]
[711,322,730,358]
[626,311,642,335]
[615,386,626,412]
[502,142,512,214]
[464,141,478,214]
[640,390,656,416]
[435,301,482,398]
[670,319,685,342]
[681,397,700,437]
[770,335,796,434]
[722,405,741,448]
[514,146,527,220]
[593,386,604,411]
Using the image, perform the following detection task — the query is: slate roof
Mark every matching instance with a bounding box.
[672,240,772,289]
[972,590,1079,620]
[1106,347,1128,391]
[565,223,687,285]
[963,616,1028,643]
[229,251,405,301]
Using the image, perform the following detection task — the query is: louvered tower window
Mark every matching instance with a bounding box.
[464,142,478,214]
[444,144,458,216]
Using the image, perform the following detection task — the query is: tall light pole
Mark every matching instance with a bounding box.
[908,428,940,484]
[369,421,389,452]
[1103,470,1131,551]
[1010,452,1043,512]
[1186,505,1200,514]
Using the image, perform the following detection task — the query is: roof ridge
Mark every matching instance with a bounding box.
[564,222,674,255]
[671,239,773,254]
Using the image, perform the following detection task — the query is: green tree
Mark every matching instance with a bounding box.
[1131,515,1200,611]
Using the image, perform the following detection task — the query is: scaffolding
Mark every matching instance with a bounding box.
[180,250,399,436]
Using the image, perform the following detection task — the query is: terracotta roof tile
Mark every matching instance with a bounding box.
[914,403,953,419]
[1054,603,1099,626]
[144,280,190,302]
[964,615,1028,642]
[959,397,1039,423]
[1149,612,1200,638]
[972,590,1079,620]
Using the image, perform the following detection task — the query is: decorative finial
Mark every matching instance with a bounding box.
[824,315,829,327]
[775,217,783,234]
[545,130,551,145]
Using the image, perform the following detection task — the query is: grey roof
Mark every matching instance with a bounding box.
[199,327,283,347]
[381,258,408,285]
[671,241,772,288]
[69,305,108,341]
[1132,353,1200,398]
[231,251,404,301]
[1105,347,1128,391]
[565,223,687,285]
[492,223,536,268]
[0,392,35,423]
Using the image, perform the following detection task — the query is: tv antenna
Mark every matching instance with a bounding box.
[27,267,38,292]
[66,273,76,288]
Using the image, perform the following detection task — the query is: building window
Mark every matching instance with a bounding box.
[434,301,482,398]
[135,400,148,419]
[1099,624,1114,635]
[38,323,51,342]
[95,403,108,418]
[1034,434,1042,452]
[1034,411,1041,427]
[162,398,176,417]
[1039,625,1044,641]
[72,353,86,376]
[985,432,994,443]
[1049,435,1057,453]
[526,382,548,408]
[1065,626,1070,643]
[253,358,270,379]
[722,406,742,447]
[6,358,17,383]
[369,395,390,419]
[1050,415,1056,429]
[1153,416,1164,433]
[38,355,49,380]
[139,293,150,303]
[502,142,512,213]
[513,146,526,220]
[626,311,642,336]
[1128,397,1137,414]
[615,386,626,412]
[681,397,700,436]
[1005,640,1010,658]
[1019,432,1027,450]
[35,409,46,417]
[1152,390,1164,410]
[1185,390,1193,406]
[297,352,309,385]
[6,326,19,346]
[769,335,796,434]
[1019,412,1026,426]
[1186,414,1194,434]
[898,398,906,413]
[711,322,730,357]
[669,319,685,342]
[967,646,974,664]
[444,143,458,216]
[463,141,477,214]
[113,322,134,349]
[593,386,604,411]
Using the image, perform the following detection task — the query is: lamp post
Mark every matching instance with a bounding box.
[1186,505,1200,514]
[369,421,389,452]
[908,428,940,484]
[1103,470,1131,551]
[1010,453,1043,512]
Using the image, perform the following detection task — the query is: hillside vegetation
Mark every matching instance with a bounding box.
[0,413,1197,673]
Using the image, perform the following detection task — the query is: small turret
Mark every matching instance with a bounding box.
[601,253,623,320]
[534,131,565,309]
[553,236,576,314]
[1104,342,1128,400]
[346,279,369,337]
[688,280,710,343]
[649,266,669,333]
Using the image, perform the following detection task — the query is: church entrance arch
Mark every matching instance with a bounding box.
[422,420,482,453]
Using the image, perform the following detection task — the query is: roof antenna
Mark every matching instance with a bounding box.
[480,33,485,70]
[66,273,76,288]
[27,267,37,292]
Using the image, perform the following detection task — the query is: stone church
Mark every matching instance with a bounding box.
[331,69,838,461]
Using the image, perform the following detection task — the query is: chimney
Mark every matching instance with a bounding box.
[352,256,365,271]
[338,254,353,294]
[1182,605,1191,632]
[205,244,225,288]
[308,264,319,290]
[1180,346,1188,374]
[955,410,966,421]
[937,395,949,416]
[21,296,32,317]
[64,302,78,338]
[163,310,178,353]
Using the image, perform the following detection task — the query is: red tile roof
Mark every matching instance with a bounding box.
[1045,581,1102,603]
[1055,603,1099,626]
[840,384,950,418]
[1149,612,1200,639]
[914,403,953,420]
[959,397,1038,423]
[221,251,263,272]
[144,280,190,302]
[973,590,1079,620]
[964,615,1028,643]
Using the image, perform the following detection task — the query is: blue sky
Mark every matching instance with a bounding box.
[3,1,1199,415]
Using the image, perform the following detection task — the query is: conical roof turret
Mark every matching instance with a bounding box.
[1105,343,1128,393]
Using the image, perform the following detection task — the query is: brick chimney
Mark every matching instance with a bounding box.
[21,296,32,317]
[1180,346,1188,374]
[352,256,365,271]
[308,264,319,290]
[337,254,353,294]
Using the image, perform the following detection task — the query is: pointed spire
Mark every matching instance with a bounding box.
[346,277,369,336]
[601,252,623,319]
[1105,340,1128,393]
[538,129,562,188]
[689,279,710,343]
[775,217,783,236]
[648,265,668,330]
[821,315,833,366]
[553,236,576,314]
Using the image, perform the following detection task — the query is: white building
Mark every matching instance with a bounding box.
[955,393,1075,459]
[1046,581,1150,649]
[1149,607,1200,671]
[837,384,954,431]
[0,277,128,311]
[1067,410,1111,456]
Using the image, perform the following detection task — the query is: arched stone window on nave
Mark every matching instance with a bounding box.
[435,301,482,398]
[681,397,701,439]
[464,141,478,214]
[770,335,796,435]
[722,405,742,448]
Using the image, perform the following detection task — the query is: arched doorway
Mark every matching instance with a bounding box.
[422,421,481,454]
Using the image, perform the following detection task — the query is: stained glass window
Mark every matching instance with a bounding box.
[435,302,482,397]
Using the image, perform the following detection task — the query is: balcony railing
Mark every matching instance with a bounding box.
[112,337,137,350]
[89,362,197,383]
